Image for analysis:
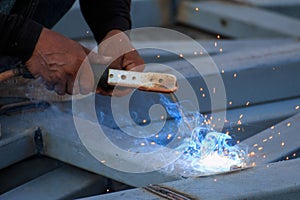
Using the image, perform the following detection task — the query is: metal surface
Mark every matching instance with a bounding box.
[83,158,300,200]
[108,69,178,93]
[0,165,107,200]
[242,113,300,164]
[233,0,300,19]
[0,128,36,170]
[177,0,300,38]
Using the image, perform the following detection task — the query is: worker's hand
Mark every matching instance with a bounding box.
[96,30,145,96]
[26,28,110,95]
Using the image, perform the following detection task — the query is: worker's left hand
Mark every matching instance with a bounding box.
[96,30,145,96]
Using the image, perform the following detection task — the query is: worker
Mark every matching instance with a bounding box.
[0,0,144,96]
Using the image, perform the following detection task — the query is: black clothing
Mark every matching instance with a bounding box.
[0,0,131,66]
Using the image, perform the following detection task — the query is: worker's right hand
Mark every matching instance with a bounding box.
[26,28,110,95]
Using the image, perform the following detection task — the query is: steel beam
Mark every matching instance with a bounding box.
[177,0,300,38]
[83,158,300,200]
[242,113,300,164]
[233,0,300,19]
[1,165,107,200]
[0,128,36,170]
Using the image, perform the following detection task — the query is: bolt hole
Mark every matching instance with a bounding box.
[132,76,136,80]
[149,78,153,82]
[121,75,126,80]
[109,74,114,78]
[159,79,163,83]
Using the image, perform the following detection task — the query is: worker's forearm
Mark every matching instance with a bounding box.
[0,13,42,62]
[79,0,131,43]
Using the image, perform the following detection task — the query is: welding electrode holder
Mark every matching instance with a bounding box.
[100,68,178,93]
[99,67,115,91]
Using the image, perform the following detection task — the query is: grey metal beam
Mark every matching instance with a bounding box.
[0,128,36,170]
[177,0,300,38]
[0,157,63,194]
[241,113,300,164]
[83,158,300,200]
[0,165,107,200]
[131,38,297,62]
[232,0,300,19]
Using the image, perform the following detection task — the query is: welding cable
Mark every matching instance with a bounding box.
[0,62,33,82]
[0,69,15,82]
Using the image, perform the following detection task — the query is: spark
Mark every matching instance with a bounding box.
[253,144,258,147]
[237,120,242,125]
[263,154,266,158]
[278,132,281,135]
[245,101,250,106]
[249,152,255,157]
[140,142,145,146]
[295,105,300,110]
[101,160,106,163]
[202,93,206,98]
[194,51,198,55]
[195,7,199,11]
[281,142,285,147]
[160,115,165,120]
[286,156,289,160]
[151,142,156,145]
[293,153,297,157]
[233,73,237,78]
[219,48,223,52]
[200,51,203,55]
[269,136,273,140]
[239,114,244,119]
[200,87,204,91]
[179,54,184,58]
[157,55,160,58]
[217,34,221,39]
[167,134,172,140]
[251,162,256,166]
[228,101,233,105]
[270,126,275,130]
[155,134,159,138]
[258,147,263,151]
[221,69,225,74]
[142,119,147,124]
[214,42,217,47]
[214,178,217,182]
[287,122,291,127]
[263,139,268,142]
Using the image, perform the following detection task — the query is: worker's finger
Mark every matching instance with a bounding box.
[54,80,67,95]
[88,51,112,65]
[43,52,68,66]
[78,60,94,95]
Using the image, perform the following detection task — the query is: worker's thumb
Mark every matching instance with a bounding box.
[77,59,95,95]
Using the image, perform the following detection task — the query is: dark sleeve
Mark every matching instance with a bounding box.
[79,0,131,43]
[0,13,43,62]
